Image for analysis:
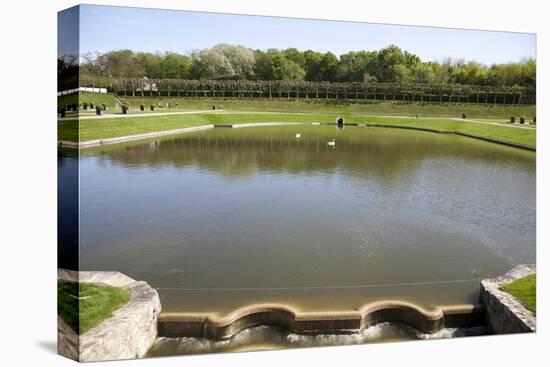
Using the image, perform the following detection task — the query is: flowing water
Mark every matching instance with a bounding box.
[146,323,487,356]
[59,124,535,352]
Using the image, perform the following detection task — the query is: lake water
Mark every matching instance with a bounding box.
[61,125,535,319]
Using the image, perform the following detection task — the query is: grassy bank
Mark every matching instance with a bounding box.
[58,93,120,109]
[118,97,536,119]
[58,282,131,334]
[500,274,536,314]
[58,112,536,148]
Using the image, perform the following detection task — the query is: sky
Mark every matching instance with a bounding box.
[58,6,79,57]
[64,4,536,65]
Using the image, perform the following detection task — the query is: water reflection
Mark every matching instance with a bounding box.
[74,126,535,314]
[83,126,534,182]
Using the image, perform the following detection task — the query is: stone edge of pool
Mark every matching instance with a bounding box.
[57,265,536,362]
[57,121,536,151]
[480,264,536,334]
[57,269,162,362]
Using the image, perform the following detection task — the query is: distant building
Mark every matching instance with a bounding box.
[135,77,158,92]
[57,87,108,96]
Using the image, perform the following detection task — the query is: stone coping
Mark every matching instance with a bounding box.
[58,124,215,149]
[57,269,161,362]
[158,301,484,340]
[58,268,135,287]
[480,264,536,333]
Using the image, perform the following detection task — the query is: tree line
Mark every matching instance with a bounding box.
[78,44,535,88]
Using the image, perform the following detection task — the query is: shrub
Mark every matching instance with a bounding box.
[121,104,129,114]
[82,102,89,110]
[140,104,145,111]
[150,105,155,111]
[59,106,66,118]
[95,106,103,116]
[533,116,536,124]
[520,116,525,124]
[462,113,466,119]
[510,116,515,123]
[101,103,107,111]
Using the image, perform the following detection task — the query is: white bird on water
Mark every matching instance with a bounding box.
[295,133,301,138]
[327,138,336,146]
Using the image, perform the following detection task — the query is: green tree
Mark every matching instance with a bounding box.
[283,48,305,68]
[303,50,324,81]
[270,54,305,80]
[410,63,436,83]
[78,45,536,89]
[136,52,162,78]
[211,44,256,79]
[319,52,338,81]
[376,45,408,82]
[159,52,191,79]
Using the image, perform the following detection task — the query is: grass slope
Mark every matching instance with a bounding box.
[118,97,536,119]
[58,93,120,109]
[58,282,131,334]
[58,113,536,148]
[500,274,536,314]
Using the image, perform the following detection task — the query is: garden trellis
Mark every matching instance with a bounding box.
[79,76,535,105]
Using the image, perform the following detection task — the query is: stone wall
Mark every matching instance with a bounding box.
[57,269,162,362]
[480,264,536,334]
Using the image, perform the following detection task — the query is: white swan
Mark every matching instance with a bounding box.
[295,133,301,138]
[327,138,336,146]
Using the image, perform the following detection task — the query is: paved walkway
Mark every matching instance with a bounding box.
[59,110,218,120]
[449,118,536,130]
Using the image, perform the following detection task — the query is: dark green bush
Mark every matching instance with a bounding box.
[510,116,515,123]
[520,116,525,124]
[150,105,155,111]
[140,104,145,111]
[462,113,466,119]
[121,104,129,114]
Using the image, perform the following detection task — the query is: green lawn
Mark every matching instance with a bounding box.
[58,112,536,148]
[470,118,536,125]
[359,116,536,148]
[58,281,131,334]
[58,93,121,109]
[118,97,536,119]
[500,274,536,314]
